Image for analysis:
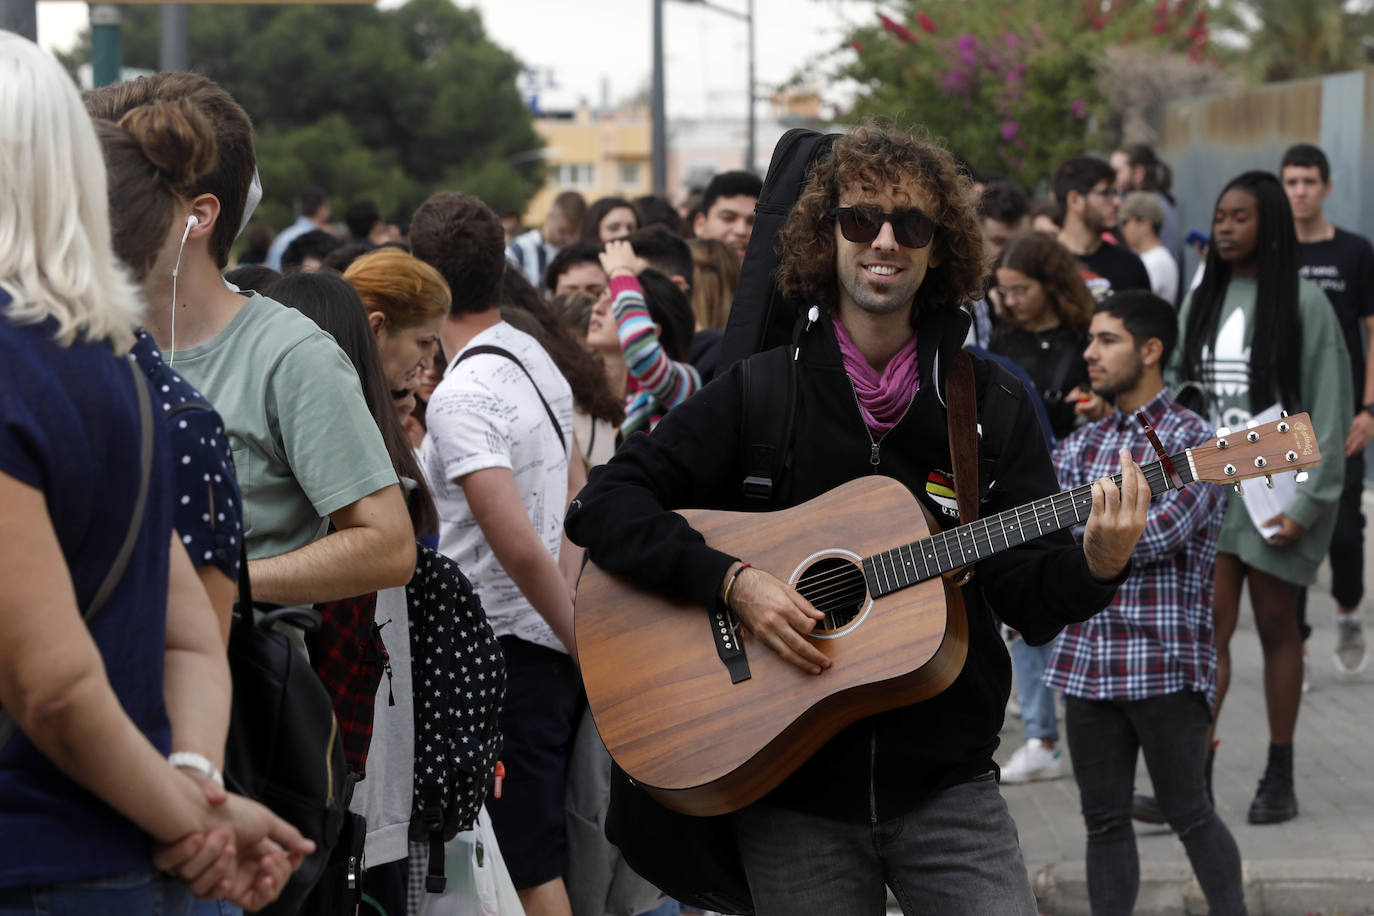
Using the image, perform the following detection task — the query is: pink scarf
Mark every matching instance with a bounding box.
[832,315,920,436]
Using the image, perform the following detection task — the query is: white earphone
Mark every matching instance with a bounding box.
[169,213,199,366]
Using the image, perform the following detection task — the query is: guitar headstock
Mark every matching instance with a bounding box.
[1187,412,1321,484]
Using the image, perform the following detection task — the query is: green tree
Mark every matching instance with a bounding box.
[59,0,543,226]
[1213,0,1374,82]
[834,0,1215,189]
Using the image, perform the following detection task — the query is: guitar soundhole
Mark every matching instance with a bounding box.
[796,556,869,632]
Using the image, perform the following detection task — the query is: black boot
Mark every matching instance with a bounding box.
[1247,742,1298,824]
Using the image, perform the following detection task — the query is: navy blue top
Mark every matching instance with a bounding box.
[0,289,175,887]
[130,329,243,581]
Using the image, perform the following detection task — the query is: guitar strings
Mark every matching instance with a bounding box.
[787,462,1178,600]
[796,469,1163,596]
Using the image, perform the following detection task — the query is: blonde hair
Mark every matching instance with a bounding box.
[343,246,451,328]
[688,237,740,331]
[0,33,143,350]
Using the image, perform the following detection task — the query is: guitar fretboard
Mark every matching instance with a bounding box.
[860,453,1193,598]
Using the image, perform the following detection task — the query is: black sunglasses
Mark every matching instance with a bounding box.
[830,206,941,250]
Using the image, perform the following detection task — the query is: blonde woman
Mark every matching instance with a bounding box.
[343,245,449,423]
[687,236,741,331]
[0,32,309,913]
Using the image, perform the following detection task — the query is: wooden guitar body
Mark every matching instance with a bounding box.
[574,476,969,817]
[574,412,1322,818]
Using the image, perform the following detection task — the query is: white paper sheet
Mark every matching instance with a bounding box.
[1237,404,1300,540]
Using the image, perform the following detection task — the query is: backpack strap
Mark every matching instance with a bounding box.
[454,345,566,451]
[0,355,155,751]
[739,346,797,507]
[946,349,980,524]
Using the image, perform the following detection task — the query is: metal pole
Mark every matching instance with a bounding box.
[160,4,188,72]
[651,0,667,195]
[745,0,755,173]
[0,0,37,42]
[90,3,122,88]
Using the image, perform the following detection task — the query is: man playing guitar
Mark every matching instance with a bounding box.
[567,124,1150,915]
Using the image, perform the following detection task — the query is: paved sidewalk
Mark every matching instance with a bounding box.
[999,491,1374,916]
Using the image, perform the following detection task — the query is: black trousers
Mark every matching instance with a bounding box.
[1297,450,1365,639]
[1065,691,1247,916]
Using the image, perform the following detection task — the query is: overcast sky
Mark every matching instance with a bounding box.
[37,0,861,118]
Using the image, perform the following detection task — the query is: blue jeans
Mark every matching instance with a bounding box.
[1011,637,1058,742]
[1065,691,1247,916]
[0,871,193,916]
[732,776,1037,915]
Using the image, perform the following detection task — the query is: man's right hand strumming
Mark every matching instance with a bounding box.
[721,562,832,675]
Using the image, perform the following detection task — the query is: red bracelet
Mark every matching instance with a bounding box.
[722,562,752,609]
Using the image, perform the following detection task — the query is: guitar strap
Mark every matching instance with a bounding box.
[946,349,980,526]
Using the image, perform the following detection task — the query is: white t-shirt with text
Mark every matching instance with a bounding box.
[421,321,574,653]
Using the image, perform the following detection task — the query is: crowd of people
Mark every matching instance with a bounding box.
[1,24,1372,916]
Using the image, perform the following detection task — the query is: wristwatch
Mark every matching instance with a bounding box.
[168,751,225,788]
[1364,402,1374,418]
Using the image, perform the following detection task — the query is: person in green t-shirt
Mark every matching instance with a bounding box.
[1170,171,1353,826]
[85,73,416,608]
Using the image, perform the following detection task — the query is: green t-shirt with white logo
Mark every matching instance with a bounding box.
[171,293,398,561]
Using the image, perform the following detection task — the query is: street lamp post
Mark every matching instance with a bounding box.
[650,0,757,195]
[652,0,667,194]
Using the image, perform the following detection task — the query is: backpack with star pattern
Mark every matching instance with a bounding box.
[405,544,507,893]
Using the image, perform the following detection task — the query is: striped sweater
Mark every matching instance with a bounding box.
[610,274,701,436]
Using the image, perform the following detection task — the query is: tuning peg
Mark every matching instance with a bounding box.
[1265,475,1275,489]
[1234,480,1244,496]
[1280,410,1289,418]
[1216,426,1232,437]
[1295,471,1310,484]
[1245,419,1259,429]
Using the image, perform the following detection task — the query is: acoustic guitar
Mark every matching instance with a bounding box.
[574,413,1322,816]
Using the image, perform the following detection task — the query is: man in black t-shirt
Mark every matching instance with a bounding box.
[1281,143,1374,675]
[1053,156,1152,300]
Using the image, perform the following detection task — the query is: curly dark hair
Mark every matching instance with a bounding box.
[410,191,505,315]
[776,123,985,319]
[994,231,1095,339]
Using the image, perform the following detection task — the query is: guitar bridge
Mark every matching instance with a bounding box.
[711,603,751,684]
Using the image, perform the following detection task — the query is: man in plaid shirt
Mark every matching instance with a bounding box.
[1044,291,1247,915]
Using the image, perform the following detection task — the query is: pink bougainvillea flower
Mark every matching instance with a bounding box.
[1071,98,1087,118]
[877,12,919,44]
[1000,120,1018,140]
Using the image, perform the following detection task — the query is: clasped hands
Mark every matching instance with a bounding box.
[721,449,1151,674]
[154,768,314,910]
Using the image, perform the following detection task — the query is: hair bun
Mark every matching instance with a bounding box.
[117,99,217,189]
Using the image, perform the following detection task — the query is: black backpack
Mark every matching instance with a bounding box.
[406,544,506,894]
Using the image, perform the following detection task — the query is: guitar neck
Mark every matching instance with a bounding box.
[861,451,1194,597]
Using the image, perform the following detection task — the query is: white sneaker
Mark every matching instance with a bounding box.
[1334,615,1368,675]
[1000,738,1062,784]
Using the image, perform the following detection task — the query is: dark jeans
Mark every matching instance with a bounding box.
[1329,451,1366,608]
[1065,691,1247,916]
[732,776,1037,916]
[485,636,584,889]
[1296,450,1364,639]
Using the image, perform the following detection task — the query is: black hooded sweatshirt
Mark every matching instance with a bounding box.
[565,303,1124,822]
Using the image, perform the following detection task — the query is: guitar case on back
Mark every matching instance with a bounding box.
[603,128,839,916]
[716,128,839,373]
